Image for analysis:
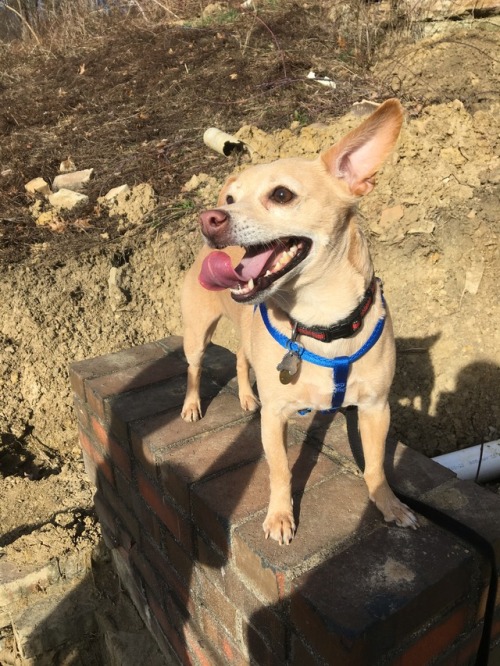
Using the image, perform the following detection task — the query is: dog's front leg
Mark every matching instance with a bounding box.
[358,403,418,528]
[261,406,295,544]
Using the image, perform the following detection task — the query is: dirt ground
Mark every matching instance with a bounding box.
[0,2,499,574]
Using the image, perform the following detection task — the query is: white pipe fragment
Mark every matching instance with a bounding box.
[203,128,247,157]
[432,440,500,482]
[306,71,337,89]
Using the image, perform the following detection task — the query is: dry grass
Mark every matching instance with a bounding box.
[3,0,420,66]
[2,0,216,46]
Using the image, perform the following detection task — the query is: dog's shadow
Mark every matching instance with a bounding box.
[391,335,499,456]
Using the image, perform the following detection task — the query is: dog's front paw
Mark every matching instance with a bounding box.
[372,489,418,530]
[263,509,296,545]
[239,392,260,413]
[181,400,202,422]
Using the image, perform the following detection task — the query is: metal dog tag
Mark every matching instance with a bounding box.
[277,351,301,385]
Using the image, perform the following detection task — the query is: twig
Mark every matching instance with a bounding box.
[253,13,287,78]
[4,3,41,45]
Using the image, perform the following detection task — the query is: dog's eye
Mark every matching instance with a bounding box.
[226,194,235,204]
[270,186,295,204]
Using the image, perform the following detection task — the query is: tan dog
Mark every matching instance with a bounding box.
[181,100,417,544]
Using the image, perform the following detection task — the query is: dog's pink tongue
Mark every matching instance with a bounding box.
[199,249,274,291]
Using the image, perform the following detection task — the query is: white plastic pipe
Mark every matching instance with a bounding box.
[203,128,247,156]
[432,440,500,482]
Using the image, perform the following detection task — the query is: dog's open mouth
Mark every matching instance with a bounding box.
[199,237,312,302]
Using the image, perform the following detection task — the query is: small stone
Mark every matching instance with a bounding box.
[52,169,93,193]
[59,157,76,173]
[104,184,130,201]
[25,177,52,196]
[48,189,89,211]
[379,205,405,226]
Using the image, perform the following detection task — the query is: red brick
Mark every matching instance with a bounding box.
[111,547,149,627]
[80,448,98,487]
[156,336,184,354]
[422,478,500,560]
[132,494,163,545]
[85,353,186,419]
[232,471,376,605]
[196,569,238,636]
[191,342,241,390]
[130,543,160,595]
[476,578,500,622]
[109,374,221,443]
[147,592,192,666]
[184,619,215,666]
[192,440,337,554]
[149,612,190,666]
[200,608,247,666]
[158,416,263,512]
[290,409,349,456]
[233,537,286,606]
[137,470,192,552]
[131,432,158,480]
[100,473,141,546]
[72,396,90,431]
[393,605,468,666]
[290,522,475,664]
[114,467,134,509]
[93,491,119,549]
[91,415,132,480]
[429,623,482,666]
[290,634,320,666]
[78,427,114,487]
[195,534,227,589]
[141,536,194,613]
[244,621,285,666]
[69,341,168,400]
[384,440,457,496]
[224,567,286,659]
[131,392,252,464]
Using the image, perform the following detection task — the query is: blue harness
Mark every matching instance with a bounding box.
[257,291,386,414]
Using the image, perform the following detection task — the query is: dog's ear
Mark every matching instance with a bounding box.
[321,99,404,197]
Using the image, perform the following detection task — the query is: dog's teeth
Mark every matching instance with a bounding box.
[265,270,272,277]
[247,278,254,290]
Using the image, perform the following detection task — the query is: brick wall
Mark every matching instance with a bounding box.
[70,336,500,665]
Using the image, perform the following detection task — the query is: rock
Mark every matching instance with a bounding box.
[104,184,130,201]
[59,157,76,173]
[52,168,93,192]
[106,183,156,228]
[25,177,52,196]
[380,205,405,226]
[182,173,209,192]
[48,189,89,211]
[407,220,436,234]
[108,266,129,311]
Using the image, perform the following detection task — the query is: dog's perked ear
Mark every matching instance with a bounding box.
[321,99,404,197]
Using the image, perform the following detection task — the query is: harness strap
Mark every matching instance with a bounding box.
[258,291,386,412]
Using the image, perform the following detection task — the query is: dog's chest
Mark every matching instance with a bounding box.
[262,362,360,416]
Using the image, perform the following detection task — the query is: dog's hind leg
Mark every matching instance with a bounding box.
[181,273,222,422]
[358,403,418,528]
[236,346,260,413]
